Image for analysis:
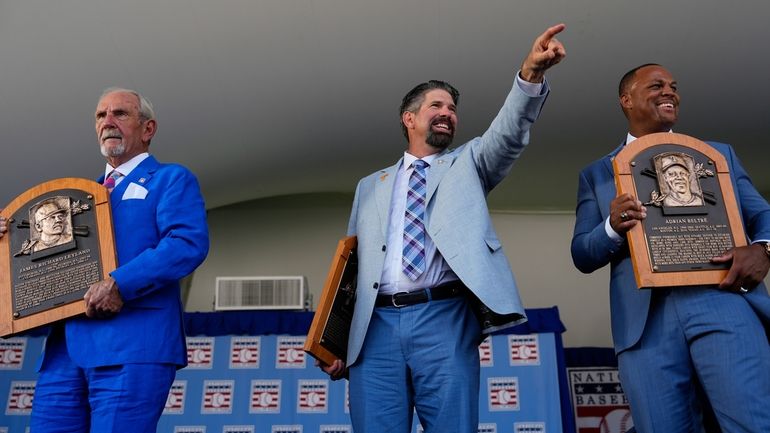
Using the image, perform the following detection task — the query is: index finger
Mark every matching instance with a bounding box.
[536,23,566,46]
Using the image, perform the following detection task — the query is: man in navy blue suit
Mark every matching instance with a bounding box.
[13,88,210,433]
[571,64,770,432]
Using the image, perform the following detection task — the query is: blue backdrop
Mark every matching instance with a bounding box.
[0,308,574,433]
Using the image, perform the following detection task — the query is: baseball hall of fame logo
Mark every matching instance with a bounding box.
[271,426,302,433]
[569,367,634,433]
[276,336,306,368]
[186,337,215,369]
[508,334,540,366]
[479,336,493,367]
[0,338,27,370]
[164,380,187,415]
[5,381,35,415]
[250,380,281,414]
[173,427,205,433]
[514,422,545,433]
[319,426,352,433]
[201,380,234,414]
[478,423,497,433]
[488,377,520,411]
[229,336,261,369]
[297,380,328,414]
[223,426,255,433]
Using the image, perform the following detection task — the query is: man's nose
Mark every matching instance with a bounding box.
[99,113,118,128]
[438,111,456,125]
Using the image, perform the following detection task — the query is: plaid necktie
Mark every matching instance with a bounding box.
[103,170,123,192]
[403,159,428,281]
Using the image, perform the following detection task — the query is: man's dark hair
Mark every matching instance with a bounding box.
[618,63,661,96]
[399,80,460,140]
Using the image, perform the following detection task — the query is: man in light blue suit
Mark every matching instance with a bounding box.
[27,88,210,433]
[321,24,566,432]
[571,64,770,433]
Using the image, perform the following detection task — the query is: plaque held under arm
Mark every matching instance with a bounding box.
[613,133,747,289]
[0,178,117,337]
[304,236,357,366]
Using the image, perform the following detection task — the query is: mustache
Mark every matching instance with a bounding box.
[431,116,454,134]
[100,127,123,141]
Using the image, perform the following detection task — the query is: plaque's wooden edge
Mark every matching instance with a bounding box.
[0,178,116,337]
[303,236,357,366]
[615,133,730,174]
[613,133,747,289]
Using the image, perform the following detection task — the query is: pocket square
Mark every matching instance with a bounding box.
[122,182,148,200]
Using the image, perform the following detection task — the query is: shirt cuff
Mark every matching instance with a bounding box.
[605,216,624,245]
[515,72,545,97]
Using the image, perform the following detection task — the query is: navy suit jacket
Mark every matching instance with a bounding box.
[61,155,209,368]
[571,140,770,353]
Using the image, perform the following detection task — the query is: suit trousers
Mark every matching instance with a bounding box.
[30,328,176,433]
[617,287,770,433]
[348,296,481,433]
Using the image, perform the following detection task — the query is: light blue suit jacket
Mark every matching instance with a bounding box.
[345,81,548,366]
[571,140,770,354]
[61,155,209,368]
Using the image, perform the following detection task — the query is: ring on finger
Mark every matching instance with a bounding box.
[739,287,749,294]
[620,211,629,221]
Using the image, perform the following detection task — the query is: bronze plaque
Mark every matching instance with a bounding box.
[614,133,746,289]
[0,178,116,337]
[304,236,357,366]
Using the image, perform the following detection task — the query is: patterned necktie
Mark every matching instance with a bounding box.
[103,170,122,192]
[403,159,428,281]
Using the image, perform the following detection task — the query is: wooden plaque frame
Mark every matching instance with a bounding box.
[304,236,357,366]
[614,133,746,288]
[0,178,116,337]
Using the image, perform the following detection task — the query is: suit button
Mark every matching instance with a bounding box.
[382,245,386,252]
[373,282,379,289]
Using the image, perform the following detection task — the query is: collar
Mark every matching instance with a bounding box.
[104,152,150,178]
[625,129,674,145]
[401,151,439,172]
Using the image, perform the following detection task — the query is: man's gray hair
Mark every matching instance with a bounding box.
[99,87,156,121]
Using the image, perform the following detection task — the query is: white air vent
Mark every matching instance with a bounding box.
[215,276,307,310]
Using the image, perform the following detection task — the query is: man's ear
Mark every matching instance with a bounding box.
[142,119,157,144]
[402,111,415,130]
[620,93,632,111]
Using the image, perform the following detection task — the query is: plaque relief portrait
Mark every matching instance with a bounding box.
[643,151,715,213]
[655,152,704,207]
[13,196,91,260]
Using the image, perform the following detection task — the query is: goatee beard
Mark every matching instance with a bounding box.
[100,142,126,158]
[426,131,453,150]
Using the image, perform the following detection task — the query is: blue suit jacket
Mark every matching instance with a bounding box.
[571,140,770,353]
[62,155,209,368]
[345,81,548,366]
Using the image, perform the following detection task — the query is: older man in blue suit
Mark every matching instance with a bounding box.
[571,64,770,432]
[17,88,210,433]
[320,24,566,433]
